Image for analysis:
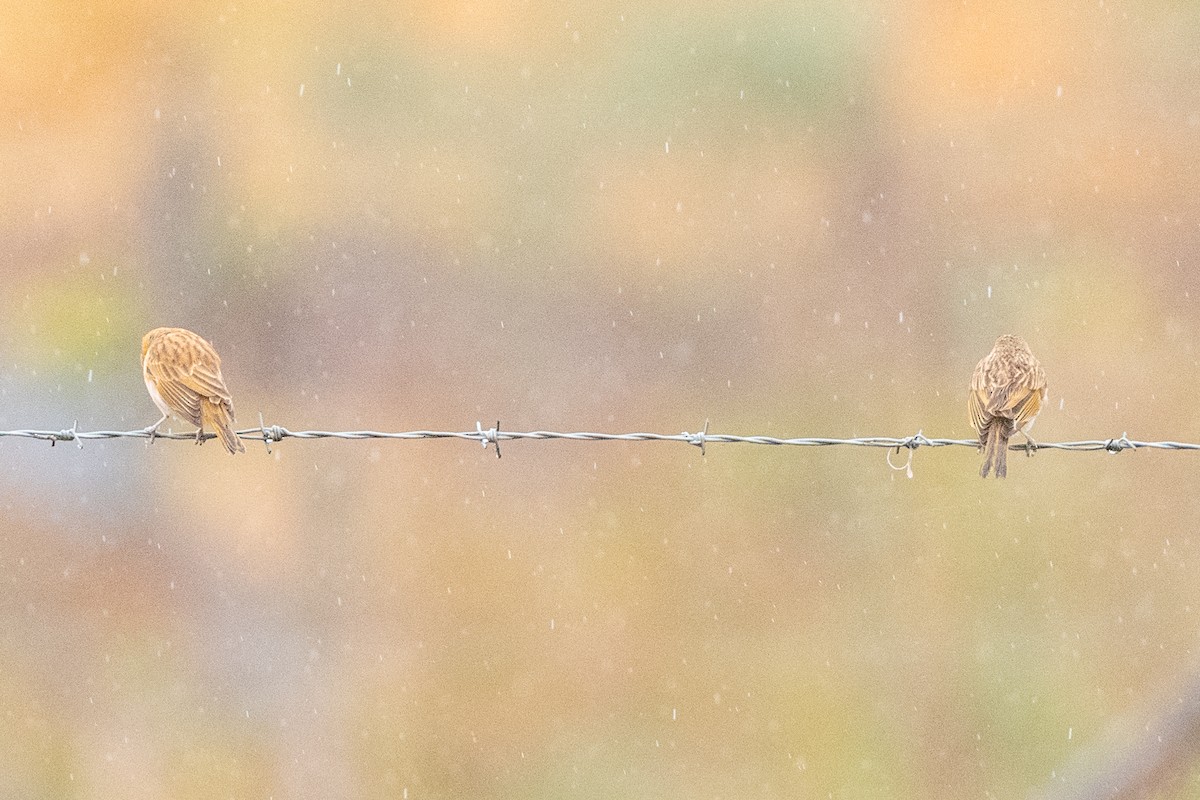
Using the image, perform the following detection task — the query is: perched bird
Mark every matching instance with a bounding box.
[141,327,245,454]
[968,334,1047,478]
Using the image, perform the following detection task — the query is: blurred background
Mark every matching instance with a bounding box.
[1,1,1199,797]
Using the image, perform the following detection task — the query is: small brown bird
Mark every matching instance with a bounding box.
[968,334,1047,478]
[141,327,245,454]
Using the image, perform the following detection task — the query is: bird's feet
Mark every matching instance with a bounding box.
[1021,432,1038,457]
[143,413,168,444]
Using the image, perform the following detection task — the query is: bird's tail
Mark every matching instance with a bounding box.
[980,419,1012,479]
[203,401,245,455]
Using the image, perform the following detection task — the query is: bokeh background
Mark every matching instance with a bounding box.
[1,1,1199,798]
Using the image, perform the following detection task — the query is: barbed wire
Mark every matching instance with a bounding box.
[0,416,1194,463]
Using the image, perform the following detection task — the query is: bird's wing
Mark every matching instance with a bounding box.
[992,369,1044,426]
[146,357,204,425]
[968,359,991,431]
[187,362,233,406]
[968,387,990,431]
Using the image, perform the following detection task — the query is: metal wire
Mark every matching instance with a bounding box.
[0,418,1192,458]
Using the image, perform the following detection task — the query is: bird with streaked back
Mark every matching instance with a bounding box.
[968,334,1047,478]
[141,327,245,454]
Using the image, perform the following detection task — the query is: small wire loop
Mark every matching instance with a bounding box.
[886,441,915,478]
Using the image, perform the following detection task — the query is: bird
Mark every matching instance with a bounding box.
[141,327,245,454]
[968,334,1047,478]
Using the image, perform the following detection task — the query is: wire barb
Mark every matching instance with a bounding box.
[258,412,272,455]
[49,420,81,448]
[476,420,502,458]
[1104,433,1135,453]
[886,429,923,477]
[898,430,932,450]
[683,419,710,455]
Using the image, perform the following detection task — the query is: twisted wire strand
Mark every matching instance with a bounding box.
[0,420,1193,455]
